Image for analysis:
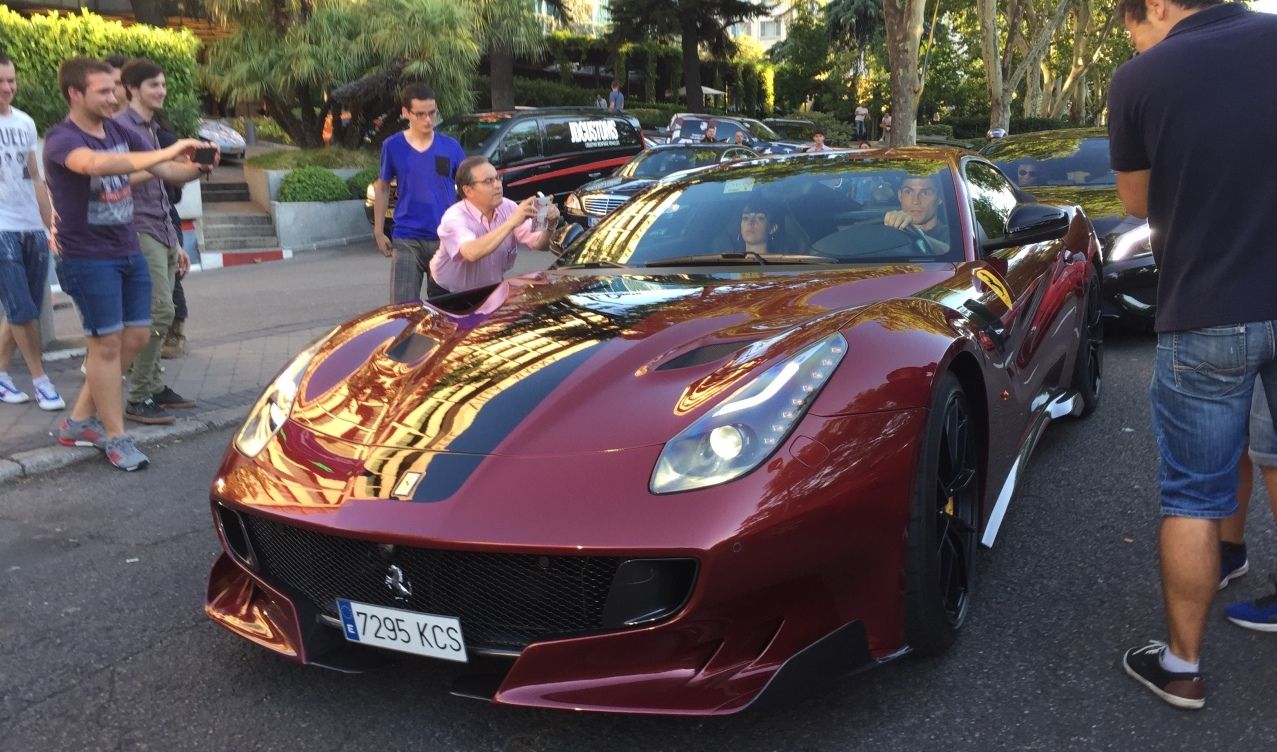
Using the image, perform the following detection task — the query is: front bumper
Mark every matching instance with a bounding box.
[205,408,925,714]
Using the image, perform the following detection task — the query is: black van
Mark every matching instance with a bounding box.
[366,108,646,230]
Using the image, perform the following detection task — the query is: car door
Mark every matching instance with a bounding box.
[492,118,545,202]
[961,158,1077,413]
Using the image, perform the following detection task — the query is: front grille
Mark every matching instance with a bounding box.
[582,194,627,215]
[239,513,625,651]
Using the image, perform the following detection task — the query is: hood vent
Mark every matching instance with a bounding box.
[385,332,439,364]
[656,340,756,371]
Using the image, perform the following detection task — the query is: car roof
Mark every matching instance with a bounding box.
[647,142,747,152]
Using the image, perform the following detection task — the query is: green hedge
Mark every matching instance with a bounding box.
[917,124,955,139]
[473,76,597,109]
[0,8,201,135]
[246,146,375,170]
[346,166,378,198]
[278,166,351,202]
[802,111,855,147]
[227,116,293,146]
[943,116,1073,140]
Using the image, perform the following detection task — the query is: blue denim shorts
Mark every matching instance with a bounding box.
[1251,377,1277,469]
[0,231,51,325]
[55,254,152,337]
[1151,322,1277,519]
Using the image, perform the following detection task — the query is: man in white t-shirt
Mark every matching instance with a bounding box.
[854,104,869,141]
[0,53,62,410]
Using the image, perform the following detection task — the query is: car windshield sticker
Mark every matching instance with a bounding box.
[570,120,620,148]
[723,177,754,194]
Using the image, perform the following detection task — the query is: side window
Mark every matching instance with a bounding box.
[498,119,541,164]
[716,122,745,142]
[966,161,1018,244]
[543,117,576,156]
[613,119,641,148]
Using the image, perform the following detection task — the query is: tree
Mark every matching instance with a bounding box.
[204,0,478,147]
[608,0,771,112]
[975,0,1072,131]
[472,0,562,111]
[129,0,169,26]
[771,5,831,111]
[881,0,927,145]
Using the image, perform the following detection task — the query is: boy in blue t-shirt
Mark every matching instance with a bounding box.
[372,82,467,302]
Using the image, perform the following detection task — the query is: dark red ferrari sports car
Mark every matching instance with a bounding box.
[206,147,1103,715]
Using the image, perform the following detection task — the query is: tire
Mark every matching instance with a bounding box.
[904,372,980,656]
[1071,264,1104,419]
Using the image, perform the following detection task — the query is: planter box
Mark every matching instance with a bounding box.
[246,166,365,212]
[271,199,369,251]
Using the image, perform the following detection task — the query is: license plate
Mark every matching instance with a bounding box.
[336,599,467,662]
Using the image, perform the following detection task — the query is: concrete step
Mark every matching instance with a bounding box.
[204,191,251,203]
[204,223,277,240]
[205,236,281,251]
[203,214,275,229]
[203,181,250,193]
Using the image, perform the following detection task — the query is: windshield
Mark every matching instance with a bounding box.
[619,148,731,178]
[556,156,961,268]
[743,119,782,141]
[439,118,504,153]
[983,135,1115,189]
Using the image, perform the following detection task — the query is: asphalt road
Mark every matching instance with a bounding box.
[3,329,1276,750]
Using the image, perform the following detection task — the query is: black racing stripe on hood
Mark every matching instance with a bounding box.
[442,341,605,455]
[410,453,485,503]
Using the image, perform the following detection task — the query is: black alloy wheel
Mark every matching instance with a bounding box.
[904,372,981,656]
[1071,265,1104,418]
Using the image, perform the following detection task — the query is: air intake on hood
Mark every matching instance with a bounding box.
[384,332,438,363]
[657,340,757,371]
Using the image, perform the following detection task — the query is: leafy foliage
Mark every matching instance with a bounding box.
[246,146,376,170]
[277,165,353,202]
[0,8,201,134]
[346,166,380,198]
[226,116,293,145]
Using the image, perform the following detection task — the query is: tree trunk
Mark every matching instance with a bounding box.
[882,0,926,146]
[490,47,516,111]
[680,12,703,112]
[976,0,1008,131]
[130,0,167,26]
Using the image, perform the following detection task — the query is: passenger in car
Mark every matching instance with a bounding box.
[883,174,949,253]
[737,202,782,255]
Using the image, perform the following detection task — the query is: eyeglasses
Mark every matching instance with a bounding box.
[408,109,438,119]
[1018,168,1038,177]
[469,176,501,187]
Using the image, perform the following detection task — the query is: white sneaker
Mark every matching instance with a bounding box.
[33,382,65,411]
[0,376,30,404]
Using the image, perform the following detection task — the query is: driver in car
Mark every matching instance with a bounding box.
[883,174,949,254]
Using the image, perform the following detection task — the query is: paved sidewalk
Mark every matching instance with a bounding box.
[0,240,555,482]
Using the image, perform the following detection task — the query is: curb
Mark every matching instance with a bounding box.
[0,404,248,483]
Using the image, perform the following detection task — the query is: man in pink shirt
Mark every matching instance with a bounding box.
[433,156,560,295]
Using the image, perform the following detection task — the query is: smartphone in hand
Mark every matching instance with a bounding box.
[192,147,218,165]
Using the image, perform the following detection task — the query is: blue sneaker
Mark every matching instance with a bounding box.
[1226,582,1277,632]
[1219,542,1249,590]
[0,375,30,404]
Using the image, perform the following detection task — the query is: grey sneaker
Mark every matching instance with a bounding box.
[104,435,149,471]
[55,416,108,448]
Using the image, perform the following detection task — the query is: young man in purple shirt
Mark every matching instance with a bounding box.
[115,58,212,426]
[43,57,208,471]
[372,82,466,302]
[432,155,557,294]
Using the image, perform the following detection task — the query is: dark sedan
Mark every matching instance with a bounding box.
[563,142,759,226]
[982,128,1155,325]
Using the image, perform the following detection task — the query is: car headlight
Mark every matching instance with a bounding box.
[234,330,336,458]
[366,182,376,202]
[650,333,847,494]
[564,193,583,214]
[1108,222,1152,262]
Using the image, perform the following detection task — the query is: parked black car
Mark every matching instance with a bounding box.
[982,128,1155,325]
[367,108,646,233]
[563,142,760,226]
[763,118,816,142]
[666,113,807,154]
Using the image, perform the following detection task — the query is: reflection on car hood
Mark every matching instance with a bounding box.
[289,266,954,457]
[198,120,246,147]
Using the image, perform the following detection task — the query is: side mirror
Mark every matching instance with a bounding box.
[985,203,1069,251]
[500,143,524,164]
[549,222,584,256]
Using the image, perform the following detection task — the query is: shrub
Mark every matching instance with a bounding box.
[917,124,954,139]
[473,76,597,109]
[0,8,201,134]
[227,116,293,146]
[277,166,351,202]
[802,111,855,147]
[943,115,1073,139]
[346,166,379,198]
[247,146,376,170]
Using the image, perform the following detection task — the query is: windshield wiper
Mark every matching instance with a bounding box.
[559,260,629,269]
[644,252,834,268]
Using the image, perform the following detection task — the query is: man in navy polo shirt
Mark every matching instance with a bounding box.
[1109,0,1277,710]
[372,82,466,302]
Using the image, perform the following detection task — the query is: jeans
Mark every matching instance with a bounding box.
[390,238,446,303]
[0,231,50,325]
[55,253,152,337]
[1250,376,1277,468]
[1151,321,1277,518]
